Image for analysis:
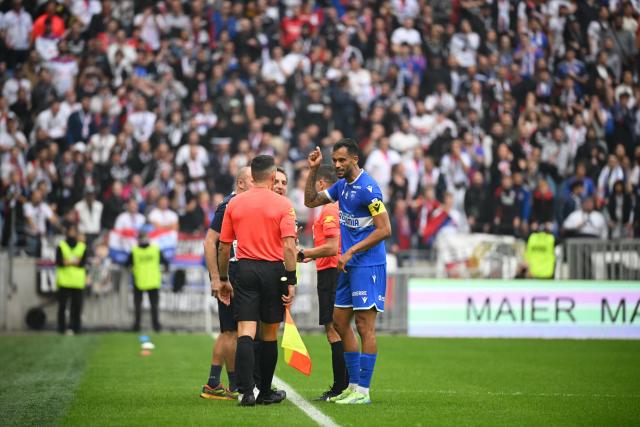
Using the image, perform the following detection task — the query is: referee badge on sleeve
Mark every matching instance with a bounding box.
[368,199,386,216]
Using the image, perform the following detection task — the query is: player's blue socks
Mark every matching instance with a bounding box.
[343,351,361,388]
[358,353,377,395]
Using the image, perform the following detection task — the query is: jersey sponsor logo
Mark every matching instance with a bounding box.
[362,296,368,303]
[352,290,367,296]
[339,211,374,229]
[378,295,385,302]
[353,185,362,189]
[367,185,373,193]
[323,215,336,224]
[367,199,387,216]
[372,274,377,283]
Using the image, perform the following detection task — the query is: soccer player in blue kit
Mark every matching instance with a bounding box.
[304,139,392,404]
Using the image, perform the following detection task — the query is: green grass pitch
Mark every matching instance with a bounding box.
[1,333,639,426]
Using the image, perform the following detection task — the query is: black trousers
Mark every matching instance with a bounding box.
[57,288,84,333]
[133,288,161,332]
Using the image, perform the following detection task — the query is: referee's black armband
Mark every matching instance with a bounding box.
[285,270,297,285]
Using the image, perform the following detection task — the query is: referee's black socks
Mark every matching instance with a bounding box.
[331,341,348,393]
[253,339,262,387]
[236,336,255,395]
[259,340,278,393]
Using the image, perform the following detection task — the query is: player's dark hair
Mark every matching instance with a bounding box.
[333,138,359,157]
[251,155,276,182]
[316,165,337,185]
[276,166,287,179]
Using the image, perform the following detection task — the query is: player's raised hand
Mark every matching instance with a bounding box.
[308,147,322,169]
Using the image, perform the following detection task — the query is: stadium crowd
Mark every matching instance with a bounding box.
[1,0,640,258]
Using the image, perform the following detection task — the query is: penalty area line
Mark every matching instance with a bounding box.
[272,376,340,427]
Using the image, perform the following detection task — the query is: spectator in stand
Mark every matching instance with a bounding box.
[530,179,555,232]
[148,195,179,231]
[74,186,102,249]
[66,95,96,146]
[388,199,412,254]
[464,171,491,233]
[493,174,520,236]
[606,180,634,238]
[563,197,608,239]
[23,188,59,256]
[102,181,125,230]
[114,199,145,231]
[3,0,34,69]
[560,180,585,223]
[597,154,626,202]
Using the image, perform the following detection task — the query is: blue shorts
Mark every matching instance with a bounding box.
[334,265,386,312]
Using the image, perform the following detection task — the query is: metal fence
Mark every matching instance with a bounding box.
[562,238,640,280]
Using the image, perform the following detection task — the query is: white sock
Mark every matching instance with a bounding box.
[357,386,369,396]
[348,383,358,391]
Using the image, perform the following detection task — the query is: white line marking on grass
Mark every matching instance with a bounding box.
[363,389,640,399]
[272,376,340,427]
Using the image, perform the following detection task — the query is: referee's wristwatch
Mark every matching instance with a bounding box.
[219,276,229,282]
[297,249,306,262]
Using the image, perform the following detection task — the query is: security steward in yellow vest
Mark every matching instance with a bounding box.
[127,229,169,332]
[56,225,87,335]
[525,231,556,279]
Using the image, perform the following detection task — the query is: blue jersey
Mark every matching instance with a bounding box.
[324,170,387,267]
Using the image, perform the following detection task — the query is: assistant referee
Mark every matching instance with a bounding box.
[217,155,298,407]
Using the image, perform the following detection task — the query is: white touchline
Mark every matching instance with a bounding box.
[272,376,340,427]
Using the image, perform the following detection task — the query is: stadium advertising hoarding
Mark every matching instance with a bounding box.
[409,279,640,339]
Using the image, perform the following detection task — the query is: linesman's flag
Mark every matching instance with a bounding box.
[282,307,312,376]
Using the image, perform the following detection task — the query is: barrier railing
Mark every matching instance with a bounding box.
[563,238,640,281]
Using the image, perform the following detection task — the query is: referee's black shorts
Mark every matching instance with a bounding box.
[317,267,339,325]
[217,261,238,333]
[233,259,287,324]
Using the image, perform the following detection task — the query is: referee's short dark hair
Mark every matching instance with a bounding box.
[276,166,287,179]
[251,155,276,182]
[317,165,337,185]
[333,138,359,156]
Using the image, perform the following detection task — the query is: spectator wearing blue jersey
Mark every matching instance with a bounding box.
[304,139,391,405]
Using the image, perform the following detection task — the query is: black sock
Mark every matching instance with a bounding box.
[227,371,237,392]
[259,340,278,394]
[253,339,262,389]
[331,341,348,393]
[236,336,255,395]
[208,364,222,387]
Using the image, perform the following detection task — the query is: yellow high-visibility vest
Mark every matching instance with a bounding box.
[132,244,162,291]
[525,232,556,279]
[56,240,87,289]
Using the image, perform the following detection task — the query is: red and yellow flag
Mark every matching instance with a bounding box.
[282,307,312,376]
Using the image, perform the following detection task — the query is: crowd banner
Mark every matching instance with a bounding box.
[435,233,525,279]
[108,228,180,264]
[409,279,640,339]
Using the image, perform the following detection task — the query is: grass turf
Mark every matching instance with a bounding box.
[0,333,639,426]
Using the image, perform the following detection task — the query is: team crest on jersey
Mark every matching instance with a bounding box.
[323,215,335,224]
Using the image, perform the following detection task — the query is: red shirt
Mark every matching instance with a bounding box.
[220,187,297,261]
[313,202,340,270]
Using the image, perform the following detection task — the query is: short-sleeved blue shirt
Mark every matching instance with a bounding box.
[324,170,387,267]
